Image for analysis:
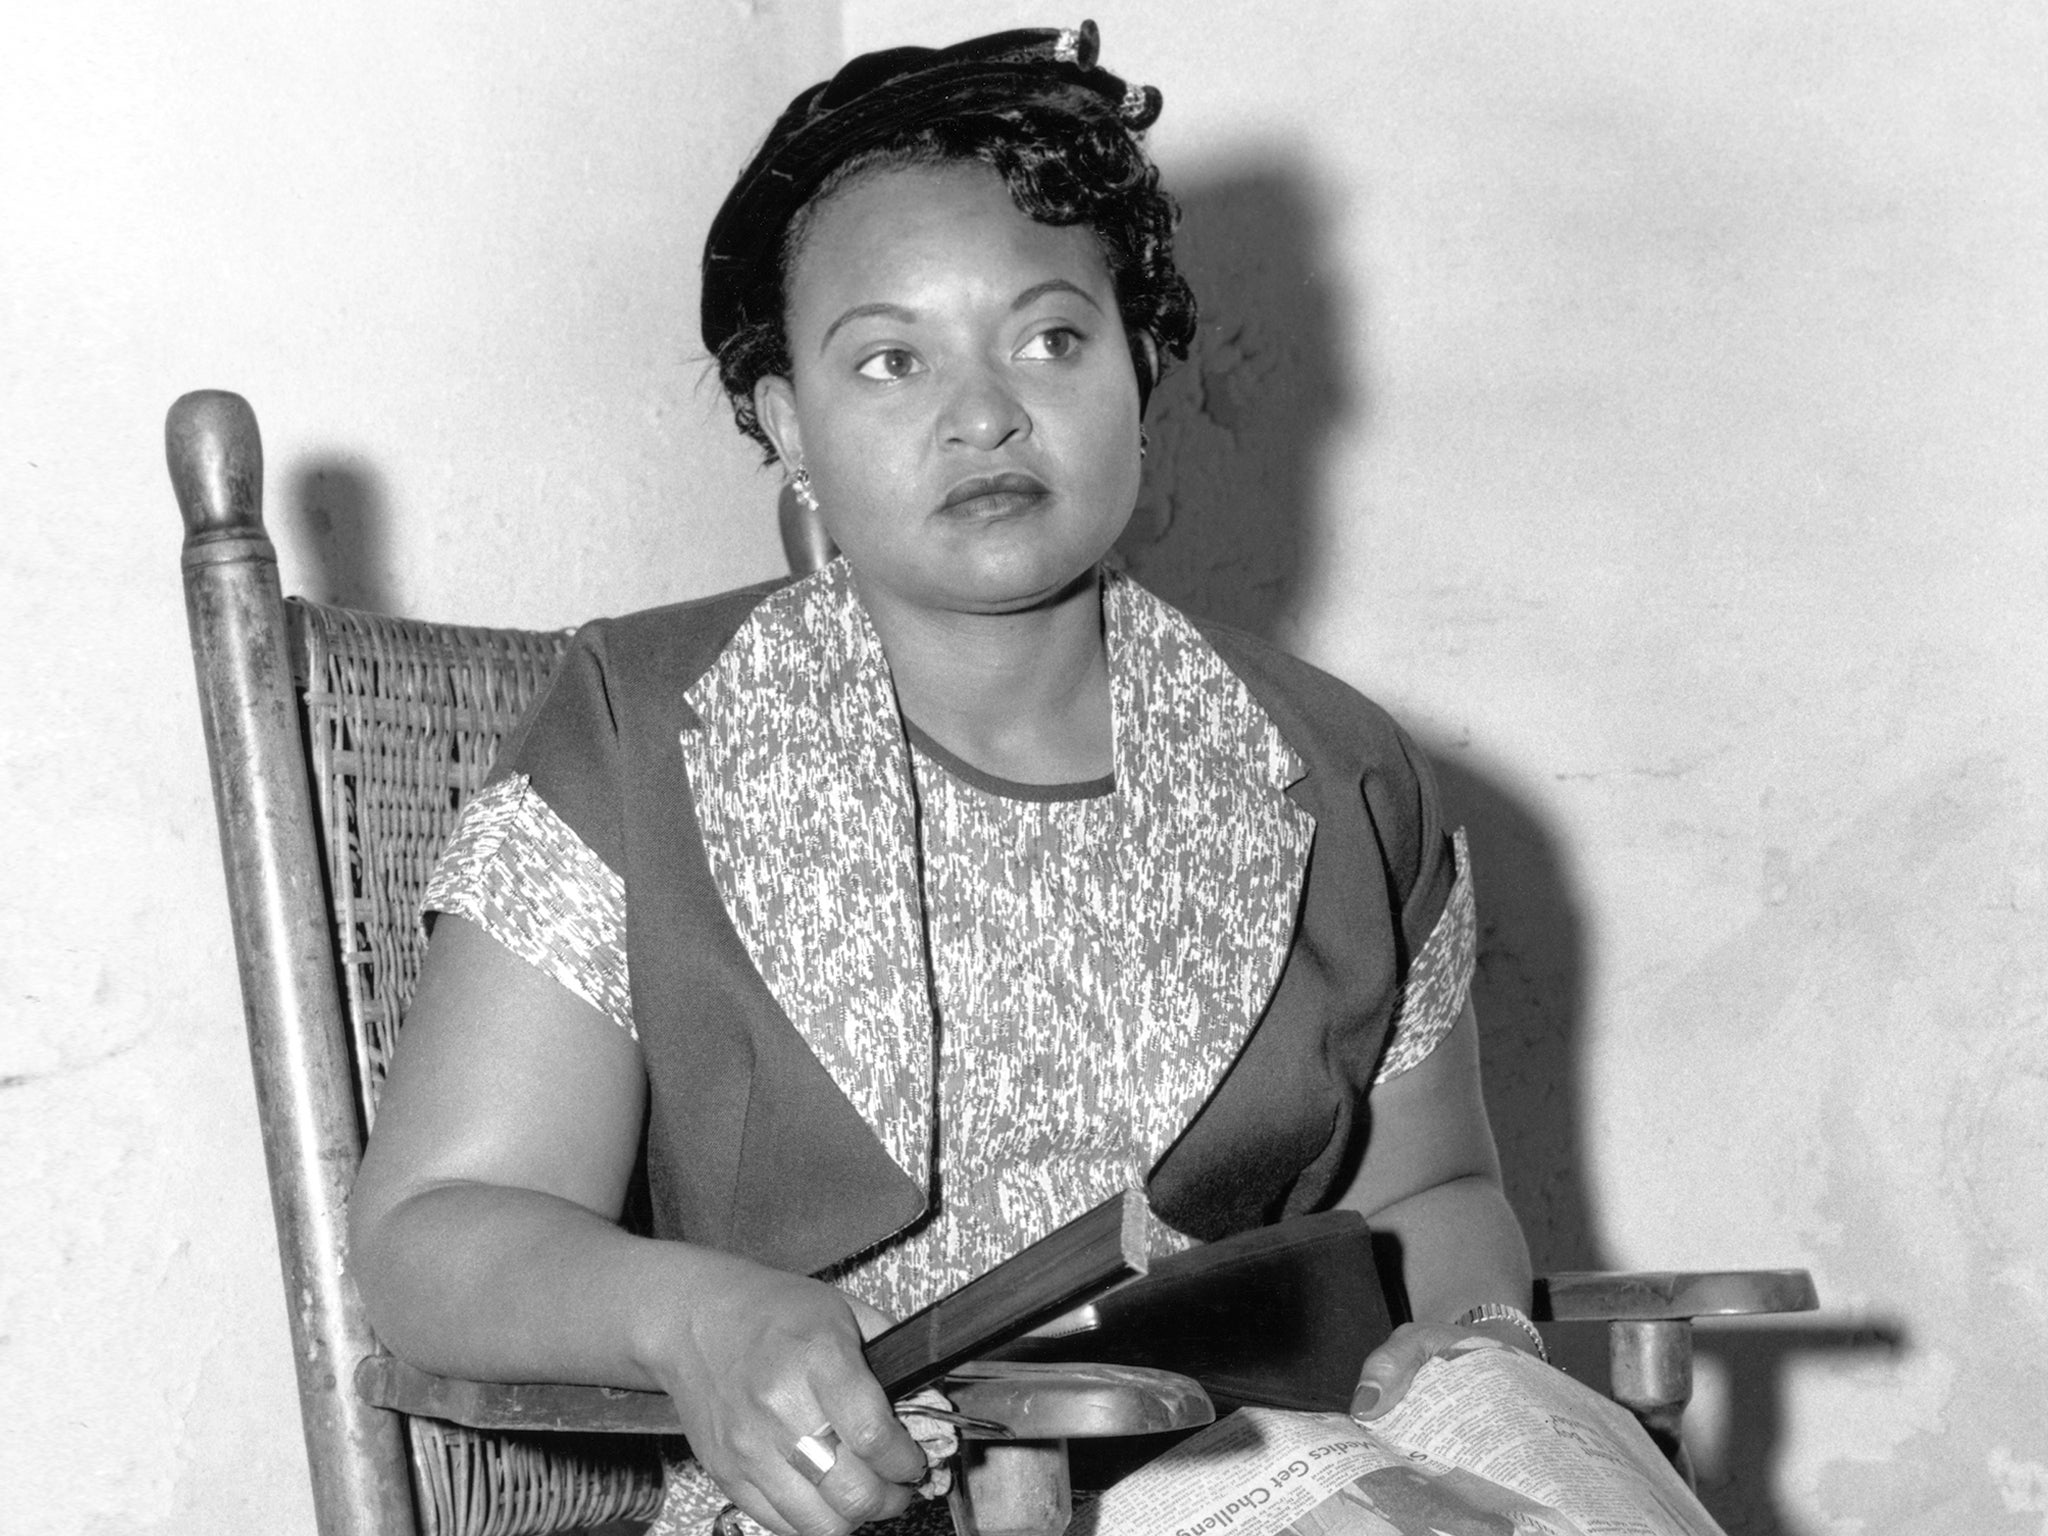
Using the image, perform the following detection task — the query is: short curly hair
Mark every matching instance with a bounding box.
[712,111,1199,459]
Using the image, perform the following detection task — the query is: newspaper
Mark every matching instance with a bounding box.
[1078,1341,1724,1536]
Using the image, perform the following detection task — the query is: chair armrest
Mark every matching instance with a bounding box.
[356,1356,1212,1440]
[357,1356,682,1434]
[1534,1269,1818,1322]
[1532,1269,1818,1489]
[945,1362,1213,1438]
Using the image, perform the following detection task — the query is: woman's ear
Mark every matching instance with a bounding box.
[754,375,803,473]
[1136,330,1160,385]
[1130,330,1161,416]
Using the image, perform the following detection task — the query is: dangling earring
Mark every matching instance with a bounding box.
[1139,429,1151,459]
[780,464,836,576]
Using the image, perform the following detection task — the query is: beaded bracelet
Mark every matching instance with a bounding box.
[1453,1302,1550,1364]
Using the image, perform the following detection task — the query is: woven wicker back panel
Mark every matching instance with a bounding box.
[290,600,570,1124]
[289,602,666,1536]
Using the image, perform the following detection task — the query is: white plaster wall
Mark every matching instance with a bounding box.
[841,2,2048,1531]
[8,0,2044,1531]
[0,3,837,1530]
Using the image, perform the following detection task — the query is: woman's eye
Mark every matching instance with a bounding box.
[1017,327,1083,362]
[855,348,922,381]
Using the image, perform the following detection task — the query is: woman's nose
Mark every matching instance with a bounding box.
[940,367,1030,450]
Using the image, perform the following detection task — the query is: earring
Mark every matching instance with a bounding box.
[789,466,820,514]
[1139,429,1151,459]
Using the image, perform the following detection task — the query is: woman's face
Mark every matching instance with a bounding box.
[755,163,1143,619]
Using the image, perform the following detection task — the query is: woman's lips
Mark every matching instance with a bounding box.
[938,472,1051,518]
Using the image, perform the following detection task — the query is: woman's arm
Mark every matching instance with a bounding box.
[1334,998,1537,1418]
[349,916,927,1536]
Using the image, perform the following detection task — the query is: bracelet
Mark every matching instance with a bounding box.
[1453,1302,1550,1364]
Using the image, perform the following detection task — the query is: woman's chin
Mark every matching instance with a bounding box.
[847,543,1107,620]
[935,556,1103,617]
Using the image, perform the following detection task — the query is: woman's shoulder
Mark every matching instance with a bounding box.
[496,578,791,790]
[1185,608,1455,953]
[567,576,791,693]
[1189,613,1426,780]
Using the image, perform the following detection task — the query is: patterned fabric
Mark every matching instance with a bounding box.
[1371,828,1475,1085]
[424,792,1477,1099]
[822,571,1311,1316]
[419,565,1474,1536]
[420,577,1479,1120]
[416,562,1478,1536]
[675,561,939,1193]
[421,773,633,1035]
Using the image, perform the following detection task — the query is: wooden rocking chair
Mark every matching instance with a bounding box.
[169,389,1815,1536]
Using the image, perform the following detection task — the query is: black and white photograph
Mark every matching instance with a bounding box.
[4,4,2042,1534]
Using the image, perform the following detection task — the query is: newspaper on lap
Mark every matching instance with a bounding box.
[1077,1340,1725,1536]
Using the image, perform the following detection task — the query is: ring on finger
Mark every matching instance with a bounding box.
[786,1423,841,1485]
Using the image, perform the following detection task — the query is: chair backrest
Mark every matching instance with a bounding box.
[293,604,567,1123]
[170,391,661,1536]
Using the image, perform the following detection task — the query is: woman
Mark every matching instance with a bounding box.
[349,22,1538,1536]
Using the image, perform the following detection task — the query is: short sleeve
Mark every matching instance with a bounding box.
[1371,828,1476,1085]
[422,772,636,1038]
[490,623,630,877]
[1364,722,1456,967]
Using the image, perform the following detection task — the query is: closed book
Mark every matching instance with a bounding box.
[988,1208,1391,1413]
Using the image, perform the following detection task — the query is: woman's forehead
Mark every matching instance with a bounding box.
[786,163,1113,326]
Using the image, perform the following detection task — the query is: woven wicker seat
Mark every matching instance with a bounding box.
[170,389,1819,1535]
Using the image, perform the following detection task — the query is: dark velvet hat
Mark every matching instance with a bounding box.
[699,20,1162,361]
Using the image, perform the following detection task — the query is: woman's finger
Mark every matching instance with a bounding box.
[1348,1321,1471,1423]
[733,1354,929,1533]
[811,1376,932,1490]
[842,1293,898,1341]
[736,1418,918,1536]
[800,1429,919,1527]
[677,1383,923,1533]
[656,1266,929,1531]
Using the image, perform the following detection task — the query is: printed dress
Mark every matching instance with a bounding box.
[422,561,1476,1532]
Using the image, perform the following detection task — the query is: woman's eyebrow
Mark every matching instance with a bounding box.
[818,280,1104,354]
[819,302,919,354]
[1012,279,1104,314]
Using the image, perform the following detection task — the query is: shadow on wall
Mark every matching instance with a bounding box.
[1428,756,1604,1277]
[1115,157,1351,641]
[1130,151,1836,1536]
[1120,152,1612,1275]
[1125,155,1612,1277]
[1690,1321,1908,1536]
[286,454,395,612]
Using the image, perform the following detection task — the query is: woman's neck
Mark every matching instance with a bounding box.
[856,568,1113,786]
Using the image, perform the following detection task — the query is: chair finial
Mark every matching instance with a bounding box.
[167,390,264,536]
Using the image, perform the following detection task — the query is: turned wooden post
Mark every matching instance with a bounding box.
[169,390,418,1536]
[951,1442,1073,1536]
[1538,1267,1818,1490]
[1608,1319,1695,1486]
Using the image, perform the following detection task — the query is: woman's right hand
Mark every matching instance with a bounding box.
[646,1253,929,1536]
[353,920,926,1534]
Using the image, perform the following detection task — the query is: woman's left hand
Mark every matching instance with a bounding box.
[1348,1319,1533,1424]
